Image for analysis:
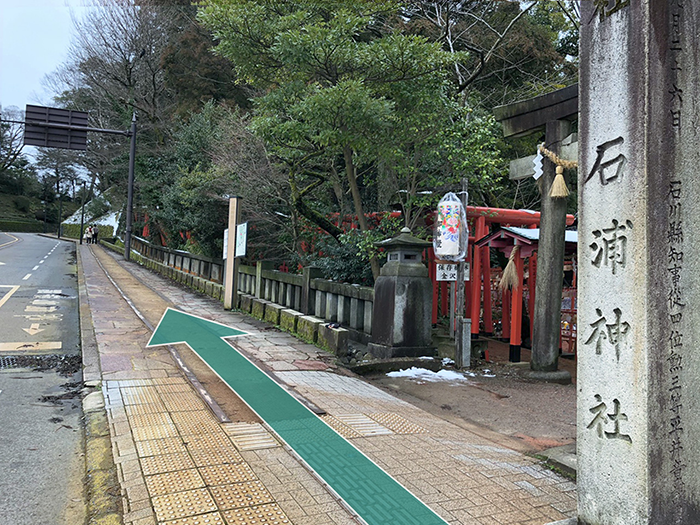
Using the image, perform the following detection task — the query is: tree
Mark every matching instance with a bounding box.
[0,106,27,179]
[200,0,469,279]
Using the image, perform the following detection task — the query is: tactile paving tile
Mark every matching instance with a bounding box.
[152,377,189,385]
[209,481,274,510]
[334,413,394,437]
[157,383,195,393]
[132,423,179,442]
[190,447,245,468]
[128,412,174,428]
[136,437,188,457]
[221,503,291,524]
[152,487,218,522]
[125,402,167,416]
[108,379,153,389]
[158,511,225,525]
[222,422,280,451]
[319,415,362,439]
[120,386,163,405]
[140,452,195,476]
[145,468,205,497]
[367,413,429,435]
[198,463,257,486]
[182,433,234,451]
[161,392,207,412]
[171,413,222,436]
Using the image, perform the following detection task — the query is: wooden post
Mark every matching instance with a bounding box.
[501,289,511,342]
[530,120,570,375]
[223,197,241,310]
[528,252,537,338]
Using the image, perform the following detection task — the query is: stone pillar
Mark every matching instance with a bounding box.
[301,265,323,315]
[578,2,700,523]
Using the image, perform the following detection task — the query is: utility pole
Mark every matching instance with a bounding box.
[79,181,87,245]
[124,112,137,261]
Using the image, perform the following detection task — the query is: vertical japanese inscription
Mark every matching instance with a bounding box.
[667,179,685,519]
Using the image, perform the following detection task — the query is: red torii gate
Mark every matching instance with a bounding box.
[428,206,575,358]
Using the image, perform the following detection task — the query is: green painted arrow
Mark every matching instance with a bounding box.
[148,308,448,525]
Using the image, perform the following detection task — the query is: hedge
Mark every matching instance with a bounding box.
[0,220,47,233]
[62,223,115,241]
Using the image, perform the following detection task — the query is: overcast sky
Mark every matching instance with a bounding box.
[0,0,90,112]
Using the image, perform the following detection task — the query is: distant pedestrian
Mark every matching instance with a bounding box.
[86,225,94,244]
[93,224,99,244]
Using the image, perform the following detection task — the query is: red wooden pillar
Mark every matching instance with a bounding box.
[481,242,493,335]
[501,288,511,342]
[470,216,486,336]
[509,251,524,362]
[528,252,537,338]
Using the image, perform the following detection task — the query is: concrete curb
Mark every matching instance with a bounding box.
[76,245,124,525]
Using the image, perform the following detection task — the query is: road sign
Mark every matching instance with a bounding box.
[148,309,449,525]
[23,105,88,150]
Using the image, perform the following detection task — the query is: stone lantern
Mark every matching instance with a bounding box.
[368,227,434,359]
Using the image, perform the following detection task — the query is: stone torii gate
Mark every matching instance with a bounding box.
[493,85,577,383]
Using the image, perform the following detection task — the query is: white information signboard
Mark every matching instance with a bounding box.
[235,222,248,258]
[436,263,470,281]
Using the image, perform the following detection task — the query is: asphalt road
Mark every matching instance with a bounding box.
[0,233,85,525]
[0,233,80,355]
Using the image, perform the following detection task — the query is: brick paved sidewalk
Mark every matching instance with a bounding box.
[79,244,576,525]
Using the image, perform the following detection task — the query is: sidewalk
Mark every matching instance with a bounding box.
[78,243,576,525]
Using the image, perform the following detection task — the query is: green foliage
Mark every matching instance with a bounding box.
[12,196,31,213]
[312,213,402,285]
[0,220,45,233]
[61,223,115,240]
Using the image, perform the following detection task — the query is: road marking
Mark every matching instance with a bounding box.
[22,274,31,280]
[32,265,39,271]
[0,262,5,265]
[0,341,62,353]
[25,305,58,313]
[148,309,450,525]
[32,300,58,306]
[39,289,63,294]
[0,285,20,309]
[22,324,44,336]
[0,233,19,248]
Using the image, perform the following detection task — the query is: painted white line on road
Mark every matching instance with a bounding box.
[0,262,5,265]
[25,305,58,313]
[22,274,31,281]
[32,265,39,271]
[39,290,63,294]
[0,341,62,353]
[0,285,20,309]
[33,300,58,306]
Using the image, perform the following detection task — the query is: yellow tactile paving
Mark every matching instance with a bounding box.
[121,386,163,405]
[156,383,196,393]
[140,452,196,476]
[182,433,234,451]
[319,415,362,439]
[189,448,246,468]
[170,413,222,436]
[126,402,168,416]
[222,422,280,451]
[209,481,274,510]
[145,468,206,496]
[136,437,189,458]
[160,511,226,524]
[221,503,291,524]
[132,423,180,442]
[367,413,429,435]
[161,392,208,412]
[197,463,257,486]
[151,487,218,522]
[129,412,175,428]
